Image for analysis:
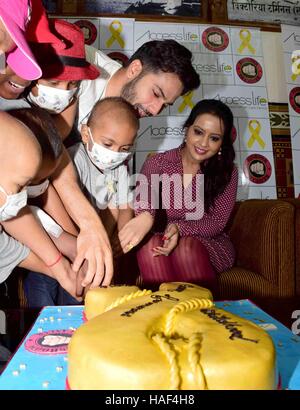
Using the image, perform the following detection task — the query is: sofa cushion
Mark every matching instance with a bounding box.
[218,267,279,299]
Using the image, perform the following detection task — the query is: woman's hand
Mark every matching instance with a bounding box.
[118,212,154,254]
[152,224,179,257]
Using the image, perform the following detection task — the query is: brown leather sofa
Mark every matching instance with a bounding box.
[219,199,300,300]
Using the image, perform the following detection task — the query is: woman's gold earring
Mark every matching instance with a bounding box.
[218,149,222,155]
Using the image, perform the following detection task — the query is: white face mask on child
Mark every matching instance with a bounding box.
[0,185,28,221]
[27,179,50,198]
[86,128,131,171]
[27,84,77,114]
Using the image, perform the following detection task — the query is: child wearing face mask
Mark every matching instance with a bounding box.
[0,111,79,301]
[25,18,99,140]
[68,97,139,262]
[6,106,84,307]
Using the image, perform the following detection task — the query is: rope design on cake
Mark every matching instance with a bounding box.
[149,298,213,390]
[164,298,214,336]
[152,333,181,390]
[188,333,207,389]
[104,289,152,312]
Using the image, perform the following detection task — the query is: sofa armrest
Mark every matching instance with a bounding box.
[281,199,300,296]
[228,200,295,297]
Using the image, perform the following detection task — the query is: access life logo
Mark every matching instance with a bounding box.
[283,30,300,52]
[212,90,268,110]
[138,125,185,140]
[193,59,233,76]
[135,25,199,50]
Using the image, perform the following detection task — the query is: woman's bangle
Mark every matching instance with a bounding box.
[46,252,62,268]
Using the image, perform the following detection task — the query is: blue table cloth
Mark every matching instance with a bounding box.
[0,300,299,390]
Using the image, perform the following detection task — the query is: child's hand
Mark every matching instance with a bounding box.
[152,224,179,257]
[118,212,153,254]
[50,256,82,302]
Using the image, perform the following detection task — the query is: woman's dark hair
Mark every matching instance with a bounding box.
[183,99,236,212]
[125,40,200,95]
[7,107,63,162]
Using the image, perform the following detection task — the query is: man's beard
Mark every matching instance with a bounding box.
[120,76,138,104]
[120,75,152,117]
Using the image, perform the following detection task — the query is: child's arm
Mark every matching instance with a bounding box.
[2,208,82,299]
[19,250,81,301]
[50,231,77,263]
[40,182,79,236]
[2,206,64,268]
[52,96,78,141]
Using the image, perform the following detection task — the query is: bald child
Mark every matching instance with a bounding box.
[68,97,139,242]
[0,112,79,299]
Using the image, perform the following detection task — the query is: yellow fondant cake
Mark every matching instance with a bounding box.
[68,282,277,390]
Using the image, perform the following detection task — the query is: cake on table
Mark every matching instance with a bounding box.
[68,282,277,390]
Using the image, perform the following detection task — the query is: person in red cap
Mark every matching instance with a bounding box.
[26,18,99,137]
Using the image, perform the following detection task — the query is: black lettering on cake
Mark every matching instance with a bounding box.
[151,294,179,302]
[174,284,195,293]
[121,294,179,317]
[201,309,259,343]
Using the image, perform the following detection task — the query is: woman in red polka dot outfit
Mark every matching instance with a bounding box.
[119,99,238,294]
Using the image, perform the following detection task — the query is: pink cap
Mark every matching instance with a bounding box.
[0,0,42,80]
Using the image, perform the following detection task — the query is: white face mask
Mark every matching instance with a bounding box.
[86,128,132,171]
[27,84,77,114]
[0,185,28,222]
[27,179,50,198]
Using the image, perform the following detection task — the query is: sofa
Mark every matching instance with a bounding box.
[219,199,300,300]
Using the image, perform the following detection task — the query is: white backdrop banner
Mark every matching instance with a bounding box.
[62,17,276,199]
[281,24,300,197]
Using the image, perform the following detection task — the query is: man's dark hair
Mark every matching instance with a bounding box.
[8,107,63,161]
[125,40,200,95]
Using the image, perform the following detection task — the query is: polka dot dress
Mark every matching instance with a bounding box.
[135,146,238,273]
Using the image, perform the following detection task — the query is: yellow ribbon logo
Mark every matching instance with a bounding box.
[237,29,256,54]
[247,120,265,149]
[106,20,125,49]
[178,91,195,113]
[291,57,300,81]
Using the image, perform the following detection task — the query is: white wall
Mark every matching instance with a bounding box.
[262,31,288,103]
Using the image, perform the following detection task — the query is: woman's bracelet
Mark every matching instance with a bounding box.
[46,252,62,268]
